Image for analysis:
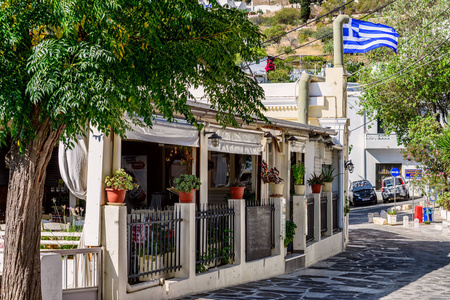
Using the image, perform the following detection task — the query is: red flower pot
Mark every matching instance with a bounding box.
[230,187,245,199]
[179,189,195,203]
[105,188,127,204]
[311,184,322,194]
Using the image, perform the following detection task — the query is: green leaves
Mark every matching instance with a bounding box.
[0,0,267,147]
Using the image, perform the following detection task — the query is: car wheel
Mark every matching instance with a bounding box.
[383,198,389,203]
[405,193,409,200]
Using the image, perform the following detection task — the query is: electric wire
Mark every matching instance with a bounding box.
[348,5,450,80]
[360,52,450,90]
[262,0,356,45]
[357,36,450,89]
[251,0,398,66]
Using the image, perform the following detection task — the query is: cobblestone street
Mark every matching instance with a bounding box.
[181,203,450,299]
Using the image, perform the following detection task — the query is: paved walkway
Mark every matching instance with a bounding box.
[181,204,450,299]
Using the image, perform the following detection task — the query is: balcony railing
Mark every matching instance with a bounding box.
[365,134,400,149]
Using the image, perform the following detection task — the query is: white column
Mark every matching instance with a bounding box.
[174,203,196,278]
[85,128,112,246]
[305,141,315,194]
[272,197,285,256]
[229,199,245,265]
[102,205,127,300]
[199,130,208,204]
[112,133,121,172]
[41,253,62,300]
[293,195,306,251]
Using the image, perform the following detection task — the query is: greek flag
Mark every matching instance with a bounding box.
[343,18,399,53]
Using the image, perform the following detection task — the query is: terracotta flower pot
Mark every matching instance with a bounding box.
[105,188,127,204]
[311,184,322,194]
[179,189,195,203]
[230,187,245,199]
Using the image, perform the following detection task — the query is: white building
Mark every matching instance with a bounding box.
[347,82,418,194]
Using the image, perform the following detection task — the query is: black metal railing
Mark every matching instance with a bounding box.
[333,195,339,232]
[195,204,235,273]
[127,208,182,284]
[321,196,328,236]
[306,197,314,243]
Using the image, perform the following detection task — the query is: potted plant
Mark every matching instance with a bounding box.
[291,162,306,195]
[173,174,201,203]
[261,160,284,196]
[321,165,336,192]
[307,173,324,194]
[229,180,245,199]
[387,209,397,225]
[284,220,297,254]
[104,169,138,204]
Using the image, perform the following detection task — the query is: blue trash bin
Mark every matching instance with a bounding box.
[423,207,434,222]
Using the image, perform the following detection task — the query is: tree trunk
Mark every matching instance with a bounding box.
[1,110,64,300]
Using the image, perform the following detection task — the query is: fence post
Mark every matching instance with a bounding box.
[314,194,321,242]
[326,192,333,236]
[174,203,195,279]
[41,253,62,300]
[102,205,127,300]
[292,195,306,251]
[272,197,285,256]
[229,200,245,265]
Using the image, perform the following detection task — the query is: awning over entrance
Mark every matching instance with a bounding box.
[125,118,200,147]
[207,127,262,155]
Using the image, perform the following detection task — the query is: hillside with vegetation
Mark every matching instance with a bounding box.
[248,0,390,82]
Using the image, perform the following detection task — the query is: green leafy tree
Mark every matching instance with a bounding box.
[359,0,450,170]
[273,8,300,25]
[0,1,267,298]
[320,0,356,16]
[263,24,287,44]
[267,60,293,83]
[300,0,311,23]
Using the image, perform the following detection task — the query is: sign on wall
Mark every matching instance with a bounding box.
[405,169,422,179]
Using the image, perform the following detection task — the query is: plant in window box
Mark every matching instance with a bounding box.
[229,180,246,200]
[104,169,139,205]
[291,162,306,195]
[307,173,324,194]
[321,165,336,192]
[173,174,201,203]
[261,160,284,196]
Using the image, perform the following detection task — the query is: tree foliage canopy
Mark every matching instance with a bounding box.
[358,0,450,171]
[0,0,267,148]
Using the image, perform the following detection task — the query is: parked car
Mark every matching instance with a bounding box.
[381,176,409,203]
[349,180,378,206]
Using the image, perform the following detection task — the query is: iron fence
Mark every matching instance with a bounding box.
[195,204,235,273]
[321,196,328,236]
[127,208,182,284]
[333,195,339,232]
[306,197,314,243]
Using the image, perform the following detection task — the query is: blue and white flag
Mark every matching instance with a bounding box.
[343,18,399,53]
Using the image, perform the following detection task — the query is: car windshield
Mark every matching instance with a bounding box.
[384,178,402,187]
[353,181,372,191]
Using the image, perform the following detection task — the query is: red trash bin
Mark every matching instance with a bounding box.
[415,205,423,223]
